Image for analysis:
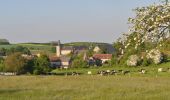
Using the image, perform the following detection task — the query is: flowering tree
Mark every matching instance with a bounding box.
[125,1,170,50]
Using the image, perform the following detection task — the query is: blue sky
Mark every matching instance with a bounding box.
[0,0,159,43]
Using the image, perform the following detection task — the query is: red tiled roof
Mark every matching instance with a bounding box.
[93,54,112,59]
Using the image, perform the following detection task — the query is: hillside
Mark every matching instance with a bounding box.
[0,39,10,45]
[64,42,112,47]
[0,42,114,55]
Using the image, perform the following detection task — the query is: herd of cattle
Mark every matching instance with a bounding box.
[71,67,170,76]
[0,67,170,76]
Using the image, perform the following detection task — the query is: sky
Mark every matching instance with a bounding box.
[0,0,159,43]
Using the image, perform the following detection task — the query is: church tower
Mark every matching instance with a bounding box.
[56,40,61,57]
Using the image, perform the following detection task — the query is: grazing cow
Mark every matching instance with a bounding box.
[110,70,117,75]
[123,71,130,75]
[139,69,146,74]
[87,71,92,75]
[117,70,124,74]
[158,68,163,72]
[72,72,79,76]
[106,70,111,73]
[97,70,107,76]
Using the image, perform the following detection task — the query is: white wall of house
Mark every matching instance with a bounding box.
[101,59,111,63]
[61,50,72,55]
[61,62,69,66]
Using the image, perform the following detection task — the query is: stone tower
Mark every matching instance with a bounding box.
[56,40,61,57]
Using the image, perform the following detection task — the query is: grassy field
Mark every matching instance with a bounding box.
[0,44,53,54]
[0,75,170,100]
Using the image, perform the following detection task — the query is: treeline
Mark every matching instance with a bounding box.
[0,46,30,56]
[0,52,53,75]
[0,39,10,45]
[0,45,54,75]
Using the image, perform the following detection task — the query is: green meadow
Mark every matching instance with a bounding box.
[1,62,170,100]
[0,75,170,100]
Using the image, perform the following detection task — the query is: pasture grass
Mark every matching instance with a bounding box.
[0,75,170,100]
[53,61,170,77]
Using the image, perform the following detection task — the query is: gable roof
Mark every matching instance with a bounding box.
[49,56,61,62]
[74,46,88,50]
[49,56,71,62]
[61,46,73,50]
[93,54,112,59]
[95,44,115,54]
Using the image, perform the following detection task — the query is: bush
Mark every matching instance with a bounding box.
[33,54,51,74]
[33,69,42,75]
[0,58,4,71]
[4,53,27,74]
[142,57,150,66]
[127,55,140,67]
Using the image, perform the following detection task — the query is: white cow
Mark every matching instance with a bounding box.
[88,71,92,75]
[158,68,163,72]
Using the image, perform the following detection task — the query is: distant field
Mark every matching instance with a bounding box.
[0,44,53,54]
[0,76,170,100]
[0,44,17,49]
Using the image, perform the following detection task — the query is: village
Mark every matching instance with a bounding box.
[0,40,117,75]
[49,40,114,69]
[0,0,170,99]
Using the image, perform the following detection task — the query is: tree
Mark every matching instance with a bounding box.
[95,58,102,66]
[6,46,31,55]
[113,1,170,66]
[14,46,31,55]
[0,58,4,71]
[33,54,51,75]
[0,48,7,56]
[0,39,10,45]
[71,53,88,68]
[4,53,27,73]
[71,59,88,68]
[51,47,56,53]
[126,1,170,49]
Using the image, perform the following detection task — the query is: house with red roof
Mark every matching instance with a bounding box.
[93,54,112,63]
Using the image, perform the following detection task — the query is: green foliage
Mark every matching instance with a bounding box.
[0,58,4,71]
[141,57,150,66]
[71,53,88,68]
[51,47,56,53]
[4,53,27,73]
[0,39,10,45]
[110,53,119,65]
[95,59,102,66]
[24,59,34,74]
[1,46,31,56]
[34,54,51,75]
[0,48,7,56]
[71,59,88,68]
[87,48,94,57]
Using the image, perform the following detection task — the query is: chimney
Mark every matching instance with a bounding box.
[56,40,61,57]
